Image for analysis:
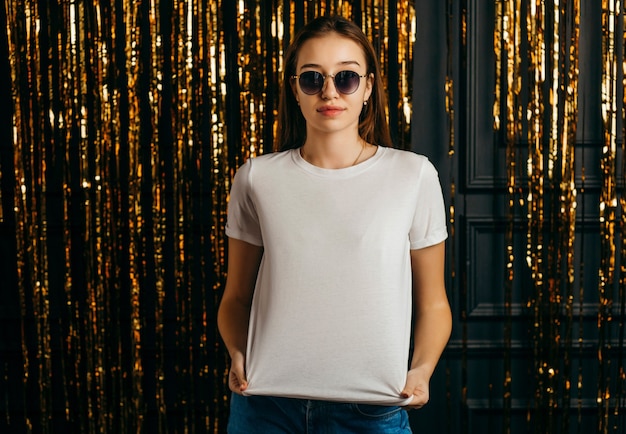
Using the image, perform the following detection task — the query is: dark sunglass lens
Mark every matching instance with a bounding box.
[334,71,360,94]
[299,71,323,94]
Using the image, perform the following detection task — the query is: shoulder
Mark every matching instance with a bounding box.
[233,150,294,179]
[380,147,438,176]
[243,149,294,171]
[252,149,294,164]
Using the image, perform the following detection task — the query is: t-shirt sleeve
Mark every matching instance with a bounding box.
[225,160,264,246]
[409,159,448,250]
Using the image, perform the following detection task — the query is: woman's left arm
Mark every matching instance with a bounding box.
[401,241,452,409]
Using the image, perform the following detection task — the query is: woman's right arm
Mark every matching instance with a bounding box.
[217,237,264,394]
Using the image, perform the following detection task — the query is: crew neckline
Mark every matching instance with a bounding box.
[291,146,385,177]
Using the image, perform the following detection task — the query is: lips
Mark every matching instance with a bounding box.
[317,105,345,116]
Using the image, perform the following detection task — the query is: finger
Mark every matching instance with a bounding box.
[401,395,427,410]
[228,360,248,393]
[228,368,248,394]
[411,390,429,406]
[400,385,418,399]
[409,394,428,408]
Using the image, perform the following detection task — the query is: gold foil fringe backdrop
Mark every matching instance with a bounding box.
[0,1,416,432]
[492,0,625,432]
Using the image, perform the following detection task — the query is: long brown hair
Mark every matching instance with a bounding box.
[276,15,393,151]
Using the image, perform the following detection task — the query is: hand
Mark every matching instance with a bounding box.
[228,352,249,394]
[400,368,431,409]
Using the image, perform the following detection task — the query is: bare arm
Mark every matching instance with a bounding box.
[217,237,264,394]
[401,241,452,408]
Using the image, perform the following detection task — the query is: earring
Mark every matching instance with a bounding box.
[363,100,368,106]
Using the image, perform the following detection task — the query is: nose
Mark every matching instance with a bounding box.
[320,74,339,98]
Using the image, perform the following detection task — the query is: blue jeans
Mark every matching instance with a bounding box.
[227,393,412,434]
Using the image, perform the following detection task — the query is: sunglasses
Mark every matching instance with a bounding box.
[291,70,367,95]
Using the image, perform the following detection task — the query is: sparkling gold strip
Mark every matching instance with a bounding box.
[526,1,548,419]
[500,1,523,429]
[620,0,626,419]
[560,0,580,421]
[598,1,620,430]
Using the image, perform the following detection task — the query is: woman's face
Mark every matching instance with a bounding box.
[292,33,373,139]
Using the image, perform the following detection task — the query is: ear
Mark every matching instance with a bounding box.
[363,72,374,101]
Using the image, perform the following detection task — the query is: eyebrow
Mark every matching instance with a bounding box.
[299,60,362,70]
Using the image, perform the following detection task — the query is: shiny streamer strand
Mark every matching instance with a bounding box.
[500,1,522,431]
[599,1,621,432]
[526,0,551,428]
[560,0,580,429]
[619,0,626,423]
[494,0,525,430]
[493,0,502,131]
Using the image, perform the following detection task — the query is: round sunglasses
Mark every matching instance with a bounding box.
[291,70,367,95]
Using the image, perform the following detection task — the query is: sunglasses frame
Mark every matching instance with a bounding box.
[291,70,368,95]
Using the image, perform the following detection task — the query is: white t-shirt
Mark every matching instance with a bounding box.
[225,146,448,406]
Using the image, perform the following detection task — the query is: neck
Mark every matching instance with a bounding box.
[300,137,368,169]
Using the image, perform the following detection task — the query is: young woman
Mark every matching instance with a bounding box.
[218,15,452,433]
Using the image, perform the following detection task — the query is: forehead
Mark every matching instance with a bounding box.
[296,33,367,69]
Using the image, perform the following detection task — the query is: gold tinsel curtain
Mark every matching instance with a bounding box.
[1,0,625,433]
[487,0,625,432]
[0,1,416,432]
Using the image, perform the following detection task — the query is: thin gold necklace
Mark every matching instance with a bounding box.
[352,141,366,166]
[300,141,367,167]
